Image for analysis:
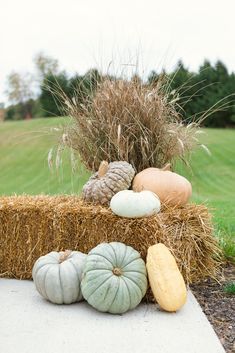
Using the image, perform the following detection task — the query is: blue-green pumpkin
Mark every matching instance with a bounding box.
[81,242,147,314]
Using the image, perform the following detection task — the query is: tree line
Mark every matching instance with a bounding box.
[2,54,235,127]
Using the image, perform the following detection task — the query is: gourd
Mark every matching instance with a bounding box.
[82,161,135,205]
[146,243,187,312]
[132,163,192,206]
[81,242,147,314]
[32,250,87,304]
[110,190,161,218]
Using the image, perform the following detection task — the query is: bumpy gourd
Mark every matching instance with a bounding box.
[132,163,192,206]
[32,250,87,304]
[146,243,187,312]
[81,242,147,314]
[110,190,161,218]
[82,161,135,205]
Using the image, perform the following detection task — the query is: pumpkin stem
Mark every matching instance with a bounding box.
[112,267,122,276]
[59,250,72,263]
[98,161,109,178]
[162,163,171,171]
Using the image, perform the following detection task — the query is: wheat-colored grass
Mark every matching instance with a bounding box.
[56,77,202,172]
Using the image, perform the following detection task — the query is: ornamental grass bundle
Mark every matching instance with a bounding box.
[56,77,202,172]
[0,195,222,287]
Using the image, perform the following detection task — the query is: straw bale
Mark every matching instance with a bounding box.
[0,196,222,289]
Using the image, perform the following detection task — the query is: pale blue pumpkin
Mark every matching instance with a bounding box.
[32,250,87,304]
[81,242,147,314]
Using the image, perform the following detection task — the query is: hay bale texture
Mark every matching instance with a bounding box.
[0,195,221,284]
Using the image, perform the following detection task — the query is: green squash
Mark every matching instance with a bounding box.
[81,242,147,314]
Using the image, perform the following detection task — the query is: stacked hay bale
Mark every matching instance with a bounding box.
[0,195,221,283]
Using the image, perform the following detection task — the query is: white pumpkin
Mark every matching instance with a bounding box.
[110,190,161,218]
[32,250,87,304]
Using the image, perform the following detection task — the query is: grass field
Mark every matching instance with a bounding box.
[0,118,90,195]
[0,118,234,258]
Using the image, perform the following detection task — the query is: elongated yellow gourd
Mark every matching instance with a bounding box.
[146,243,187,312]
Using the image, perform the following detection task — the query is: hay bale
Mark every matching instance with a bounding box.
[0,195,221,286]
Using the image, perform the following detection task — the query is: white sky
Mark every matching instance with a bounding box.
[1,0,235,103]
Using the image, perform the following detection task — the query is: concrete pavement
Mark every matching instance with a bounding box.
[0,279,225,353]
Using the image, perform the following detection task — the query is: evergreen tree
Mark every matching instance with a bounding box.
[39,72,70,117]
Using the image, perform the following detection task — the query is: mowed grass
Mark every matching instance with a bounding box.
[0,117,90,195]
[177,129,235,230]
[0,118,234,258]
[176,129,235,260]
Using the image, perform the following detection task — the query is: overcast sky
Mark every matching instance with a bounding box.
[1,0,235,103]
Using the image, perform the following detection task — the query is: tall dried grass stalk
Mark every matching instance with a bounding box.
[55,77,201,172]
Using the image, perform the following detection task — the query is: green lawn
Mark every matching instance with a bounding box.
[0,118,90,195]
[177,129,235,235]
[0,118,234,257]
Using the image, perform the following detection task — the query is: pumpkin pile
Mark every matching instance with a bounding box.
[32,159,192,314]
[82,160,192,217]
[33,242,187,314]
[81,159,190,311]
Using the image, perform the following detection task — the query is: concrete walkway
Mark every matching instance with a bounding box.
[0,279,225,353]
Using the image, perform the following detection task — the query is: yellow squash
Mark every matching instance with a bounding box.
[146,243,187,312]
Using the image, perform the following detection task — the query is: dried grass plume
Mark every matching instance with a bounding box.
[57,77,201,172]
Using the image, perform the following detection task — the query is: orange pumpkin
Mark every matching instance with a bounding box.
[132,164,192,206]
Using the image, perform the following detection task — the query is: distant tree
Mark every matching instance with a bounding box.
[68,69,103,107]
[4,55,235,126]
[68,74,86,104]
[34,52,59,80]
[147,70,159,85]
[0,103,5,122]
[226,72,235,124]
[39,68,103,117]
[5,72,35,119]
[4,105,16,120]
[6,72,32,104]
[80,68,102,97]
[39,72,70,117]
[165,59,235,127]
[169,61,192,90]
[189,60,234,127]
